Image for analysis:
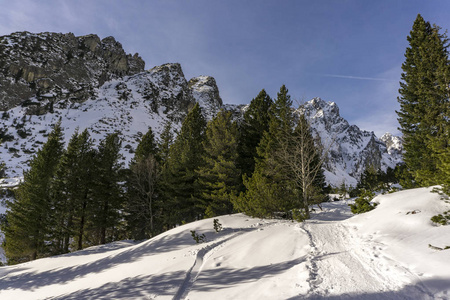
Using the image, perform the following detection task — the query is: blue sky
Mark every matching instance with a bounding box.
[1,0,449,136]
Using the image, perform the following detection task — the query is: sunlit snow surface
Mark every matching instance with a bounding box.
[0,187,449,299]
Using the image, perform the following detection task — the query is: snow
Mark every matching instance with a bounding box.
[0,187,449,299]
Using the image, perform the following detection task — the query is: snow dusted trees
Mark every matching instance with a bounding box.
[397,14,450,192]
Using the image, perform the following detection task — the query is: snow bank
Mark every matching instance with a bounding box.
[0,188,449,299]
[346,187,450,298]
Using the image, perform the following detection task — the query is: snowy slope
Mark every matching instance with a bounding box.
[0,187,449,299]
[0,63,224,178]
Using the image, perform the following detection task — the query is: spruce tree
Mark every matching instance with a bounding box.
[134,127,159,163]
[237,89,273,178]
[197,110,241,217]
[162,103,207,226]
[91,133,124,245]
[3,122,64,263]
[236,86,297,217]
[397,14,450,187]
[50,128,95,253]
[126,127,161,239]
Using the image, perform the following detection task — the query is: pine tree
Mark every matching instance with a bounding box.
[236,86,297,217]
[162,103,207,226]
[237,89,273,178]
[91,133,124,245]
[197,110,241,217]
[3,122,64,263]
[126,127,161,239]
[159,121,174,165]
[50,128,95,253]
[134,127,159,163]
[397,14,450,187]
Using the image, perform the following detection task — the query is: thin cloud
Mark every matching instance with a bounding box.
[321,74,391,81]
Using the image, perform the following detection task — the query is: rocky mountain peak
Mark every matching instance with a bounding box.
[298,99,402,186]
[188,75,223,119]
[0,31,145,110]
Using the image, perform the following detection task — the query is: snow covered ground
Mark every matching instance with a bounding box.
[0,187,449,299]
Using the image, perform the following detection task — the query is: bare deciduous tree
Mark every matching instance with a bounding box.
[273,113,329,219]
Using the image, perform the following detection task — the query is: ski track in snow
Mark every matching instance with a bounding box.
[173,231,244,300]
[174,221,278,300]
[300,219,433,299]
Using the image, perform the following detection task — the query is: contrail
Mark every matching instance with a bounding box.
[322,74,390,81]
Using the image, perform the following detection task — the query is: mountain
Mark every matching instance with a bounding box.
[0,31,401,186]
[0,31,144,110]
[0,187,449,299]
[298,98,402,186]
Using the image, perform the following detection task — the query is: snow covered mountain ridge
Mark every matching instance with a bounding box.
[299,98,402,186]
[0,31,401,186]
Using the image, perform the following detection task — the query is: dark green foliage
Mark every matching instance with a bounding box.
[190,230,206,243]
[133,127,159,163]
[162,103,207,226]
[236,86,326,220]
[397,14,450,188]
[197,110,241,217]
[238,85,297,218]
[3,122,64,263]
[50,128,96,253]
[158,121,174,165]
[237,89,273,178]
[126,127,162,240]
[349,190,377,214]
[430,211,450,226]
[213,219,222,232]
[90,133,124,245]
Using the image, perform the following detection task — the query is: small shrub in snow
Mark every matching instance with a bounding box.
[349,190,377,214]
[292,208,308,222]
[430,211,450,226]
[190,230,206,243]
[213,219,222,233]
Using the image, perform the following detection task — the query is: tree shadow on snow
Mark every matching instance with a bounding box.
[285,277,450,300]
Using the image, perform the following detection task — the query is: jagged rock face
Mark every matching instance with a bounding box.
[298,98,402,186]
[188,76,223,119]
[0,31,144,110]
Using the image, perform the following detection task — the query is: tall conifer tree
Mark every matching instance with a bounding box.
[236,86,297,217]
[397,14,450,187]
[197,110,241,217]
[237,89,273,178]
[3,122,64,263]
[126,127,161,239]
[50,128,95,253]
[91,133,124,245]
[162,103,207,225]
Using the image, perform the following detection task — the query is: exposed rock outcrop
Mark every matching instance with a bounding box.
[0,31,144,110]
